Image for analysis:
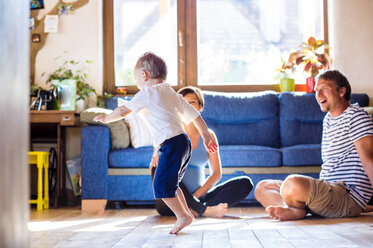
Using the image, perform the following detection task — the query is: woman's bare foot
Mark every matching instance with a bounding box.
[203,203,228,218]
[170,213,194,234]
[266,205,306,221]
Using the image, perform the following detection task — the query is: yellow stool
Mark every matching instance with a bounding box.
[29,151,49,211]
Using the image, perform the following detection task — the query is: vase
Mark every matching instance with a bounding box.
[76,97,88,113]
[53,79,77,110]
[280,78,295,92]
[306,77,316,93]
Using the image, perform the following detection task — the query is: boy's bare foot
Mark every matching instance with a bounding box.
[170,214,194,234]
[203,203,228,218]
[266,205,306,221]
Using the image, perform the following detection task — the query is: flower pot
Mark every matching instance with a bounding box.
[75,98,87,113]
[306,77,316,93]
[280,78,295,92]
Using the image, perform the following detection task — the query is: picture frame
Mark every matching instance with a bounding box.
[30,0,44,10]
[31,33,40,43]
[66,158,81,196]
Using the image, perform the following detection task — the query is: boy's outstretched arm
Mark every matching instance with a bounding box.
[193,115,218,154]
[93,105,133,124]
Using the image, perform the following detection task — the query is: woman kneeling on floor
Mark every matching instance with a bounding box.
[151,86,253,218]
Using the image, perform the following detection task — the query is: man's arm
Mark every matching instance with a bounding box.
[355,135,373,186]
[93,105,132,124]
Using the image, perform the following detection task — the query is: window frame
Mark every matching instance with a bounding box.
[103,0,328,94]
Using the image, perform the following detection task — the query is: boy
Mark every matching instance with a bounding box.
[94,52,217,234]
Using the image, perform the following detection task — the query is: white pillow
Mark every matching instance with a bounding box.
[118,98,153,148]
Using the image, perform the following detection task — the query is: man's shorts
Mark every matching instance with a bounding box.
[153,133,192,199]
[307,178,363,218]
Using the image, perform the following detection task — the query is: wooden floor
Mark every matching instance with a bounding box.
[28,205,373,248]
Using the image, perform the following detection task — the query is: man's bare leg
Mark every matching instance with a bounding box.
[255,176,310,221]
[255,180,284,207]
[162,188,194,234]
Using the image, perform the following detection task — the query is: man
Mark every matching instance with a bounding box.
[255,70,373,221]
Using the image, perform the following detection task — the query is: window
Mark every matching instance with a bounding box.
[113,0,177,87]
[104,0,327,94]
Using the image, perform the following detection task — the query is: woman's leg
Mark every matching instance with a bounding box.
[151,167,207,216]
[200,176,253,207]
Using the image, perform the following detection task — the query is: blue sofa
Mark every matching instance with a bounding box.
[81,91,369,208]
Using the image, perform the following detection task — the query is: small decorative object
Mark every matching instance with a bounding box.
[30,0,44,10]
[288,36,330,93]
[29,18,35,30]
[52,79,76,111]
[275,58,295,92]
[31,33,40,43]
[58,4,74,16]
[116,87,127,94]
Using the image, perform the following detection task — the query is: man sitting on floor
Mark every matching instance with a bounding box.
[255,70,373,220]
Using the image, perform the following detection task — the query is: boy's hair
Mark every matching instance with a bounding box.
[135,52,167,80]
[177,86,205,110]
[317,70,351,101]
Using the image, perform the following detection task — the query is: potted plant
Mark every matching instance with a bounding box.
[275,58,295,92]
[288,36,330,93]
[43,58,96,111]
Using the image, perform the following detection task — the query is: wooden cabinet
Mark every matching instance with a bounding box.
[30,111,80,207]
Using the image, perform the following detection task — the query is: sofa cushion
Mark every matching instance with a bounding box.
[282,144,322,166]
[350,94,370,107]
[109,146,153,168]
[279,93,370,147]
[202,91,280,147]
[81,108,130,149]
[279,92,325,147]
[219,145,282,167]
[105,96,132,110]
[118,98,153,148]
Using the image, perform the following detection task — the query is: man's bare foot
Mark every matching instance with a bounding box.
[363,205,373,213]
[266,205,306,221]
[203,203,228,218]
[170,214,194,234]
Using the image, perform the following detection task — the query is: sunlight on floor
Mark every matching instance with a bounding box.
[74,216,148,232]
[28,215,149,232]
[28,219,103,231]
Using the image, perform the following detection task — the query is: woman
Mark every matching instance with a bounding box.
[151,86,253,217]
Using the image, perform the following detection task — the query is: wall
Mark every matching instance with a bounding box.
[34,0,103,94]
[329,0,373,105]
[34,0,102,160]
[0,1,29,247]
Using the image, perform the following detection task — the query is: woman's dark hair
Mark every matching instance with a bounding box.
[317,70,351,101]
[135,52,167,80]
[177,86,204,109]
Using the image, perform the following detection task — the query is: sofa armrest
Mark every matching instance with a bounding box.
[81,125,111,199]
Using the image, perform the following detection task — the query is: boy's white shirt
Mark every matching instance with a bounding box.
[125,83,200,147]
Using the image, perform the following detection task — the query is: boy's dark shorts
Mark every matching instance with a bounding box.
[153,133,192,199]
